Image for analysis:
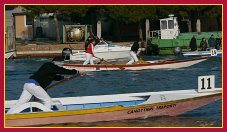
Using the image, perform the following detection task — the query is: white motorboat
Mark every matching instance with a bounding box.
[70,41,131,61]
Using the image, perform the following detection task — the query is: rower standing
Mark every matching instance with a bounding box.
[83,39,96,65]
[127,41,140,65]
[7,61,86,114]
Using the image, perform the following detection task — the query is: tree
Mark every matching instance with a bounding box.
[203,5,222,30]
[176,5,222,32]
[105,5,157,41]
[18,5,222,42]
[5,5,18,10]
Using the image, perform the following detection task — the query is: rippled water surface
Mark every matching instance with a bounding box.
[5,56,222,127]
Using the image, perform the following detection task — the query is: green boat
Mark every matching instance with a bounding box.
[147,15,222,55]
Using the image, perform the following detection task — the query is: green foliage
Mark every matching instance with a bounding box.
[59,5,91,17]
[21,5,90,19]
[106,5,157,23]
[175,5,222,18]
[203,5,222,17]
[18,5,221,23]
[5,5,18,10]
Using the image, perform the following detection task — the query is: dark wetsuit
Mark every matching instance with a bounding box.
[29,62,79,88]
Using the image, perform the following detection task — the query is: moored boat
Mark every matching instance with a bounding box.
[5,87,222,127]
[70,41,131,61]
[147,15,222,55]
[63,57,209,71]
[5,49,16,59]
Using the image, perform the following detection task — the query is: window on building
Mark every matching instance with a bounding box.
[25,15,32,26]
[168,20,174,29]
[161,20,167,30]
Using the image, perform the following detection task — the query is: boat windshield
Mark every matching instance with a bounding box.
[97,41,114,47]
[108,43,114,47]
[97,41,107,45]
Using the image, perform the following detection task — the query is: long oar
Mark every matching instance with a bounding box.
[146,58,176,64]
[94,56,125,70]
[45,74,80,90]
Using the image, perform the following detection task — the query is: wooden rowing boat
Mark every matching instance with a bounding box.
[63,57,209,71]
[5,87,222,127]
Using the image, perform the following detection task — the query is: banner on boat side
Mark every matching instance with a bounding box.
[198,75,215,92]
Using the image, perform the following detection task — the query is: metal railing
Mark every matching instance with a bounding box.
[149,30,161,39]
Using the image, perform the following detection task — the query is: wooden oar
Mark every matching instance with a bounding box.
[146,58,176,63]
[94,56,125,70]
[45,74,80,90]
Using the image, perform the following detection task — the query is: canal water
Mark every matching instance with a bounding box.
[5,56,222,127]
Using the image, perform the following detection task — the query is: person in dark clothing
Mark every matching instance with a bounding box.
[189,35,197,51]
[127,41,140,64]
[215,35,222,50]
[94,36,100,46]
[7,62,86,114]
[200,37,207,51]
[85,35,93,51]
[208,34,216,49]
[85,33,100,50]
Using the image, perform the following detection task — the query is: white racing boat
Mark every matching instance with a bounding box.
[63,57,209,72]
[70,41,131,61]
[183,49,222,57]
[5,86,222,127]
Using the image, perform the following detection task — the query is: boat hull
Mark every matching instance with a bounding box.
[63,57,208,71]
[5,93,221,127]
[70,41,131,61]
[5,50,16,59]
[183,50,222,57]
[70,50,130,61]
